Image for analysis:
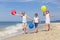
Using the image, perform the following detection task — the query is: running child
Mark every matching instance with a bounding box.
[15,11,32,34]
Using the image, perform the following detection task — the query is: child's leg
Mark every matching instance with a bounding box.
[46,24,48,31]
[23,23,27,34]
[48,24,50,31]
[35,27,38,33]
[35,23,38,33]
[46,24,50,31]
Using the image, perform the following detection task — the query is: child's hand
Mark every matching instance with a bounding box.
[32,20,34,22]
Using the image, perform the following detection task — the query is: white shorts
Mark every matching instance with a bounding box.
[22,22,27,26]
[46,19,50,24]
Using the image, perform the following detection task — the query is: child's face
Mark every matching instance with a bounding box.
[46,11,49,14]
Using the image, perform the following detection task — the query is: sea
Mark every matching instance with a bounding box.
[0,20,60,28]
[0,20,60,40]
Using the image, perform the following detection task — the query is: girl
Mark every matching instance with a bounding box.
[45,10,50,31]
[15,11,32,34]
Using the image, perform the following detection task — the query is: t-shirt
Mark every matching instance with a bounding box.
[34,17,39,23]
[22,15,27,23]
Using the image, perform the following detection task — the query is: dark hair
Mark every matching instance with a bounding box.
[35,13,38,17]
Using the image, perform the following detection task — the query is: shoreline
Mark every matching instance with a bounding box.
[0,23,60,40]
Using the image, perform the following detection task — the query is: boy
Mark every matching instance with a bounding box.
[34,13,40,33]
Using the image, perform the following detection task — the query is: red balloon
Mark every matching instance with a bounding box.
[11,10,16,15]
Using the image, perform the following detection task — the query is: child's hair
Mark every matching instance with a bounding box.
[35,13,38,17]
[46,10,49,14]
[21,11,25,16]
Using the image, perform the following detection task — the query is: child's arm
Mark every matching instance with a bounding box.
[38,17,40,23]
[27,15,33,20]
[49,14,54,17]
[38,19,40,22]
[43,12,46,16]
[15,14,22,16]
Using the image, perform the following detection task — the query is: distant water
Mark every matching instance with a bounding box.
[0,22,19,28]
[0,20,60,28]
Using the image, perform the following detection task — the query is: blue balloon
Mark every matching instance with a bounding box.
[29,23,34,29]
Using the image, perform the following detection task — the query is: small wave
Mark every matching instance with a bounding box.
[0,23,24,39]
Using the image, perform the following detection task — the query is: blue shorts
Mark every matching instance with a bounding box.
[34,23,38,28]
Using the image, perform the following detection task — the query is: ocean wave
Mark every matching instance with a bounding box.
[0,23,24,39]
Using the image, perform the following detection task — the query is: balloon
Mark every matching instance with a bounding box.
[29,23,34,29]
[41,5,47,12]
[11,10,16,15]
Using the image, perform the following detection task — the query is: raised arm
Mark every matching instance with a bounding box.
[43,12,46,16]
[15,14,22,16]
[49,13,54,17]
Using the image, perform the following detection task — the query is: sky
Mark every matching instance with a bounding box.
[0,0,60,22]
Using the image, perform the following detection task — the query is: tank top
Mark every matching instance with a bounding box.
[22,15,27,23]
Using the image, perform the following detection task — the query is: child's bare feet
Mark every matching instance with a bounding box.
[48,29,50,31]
[35,30,38,33]
[25,32,28,34]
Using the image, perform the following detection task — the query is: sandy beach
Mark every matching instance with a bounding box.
[3,23,60,40]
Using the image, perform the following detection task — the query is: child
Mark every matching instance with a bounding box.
[45,10,50,31]
[15,11,32,34]
[34,13,40,33]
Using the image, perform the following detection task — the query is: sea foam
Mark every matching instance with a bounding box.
[0,23,24,39]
